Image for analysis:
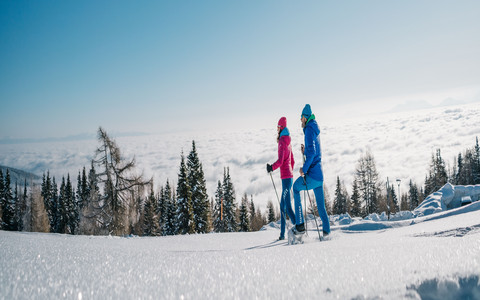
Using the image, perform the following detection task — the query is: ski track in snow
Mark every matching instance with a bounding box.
[1,204,480,299]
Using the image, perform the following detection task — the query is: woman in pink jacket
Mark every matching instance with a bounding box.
[267,117,296,240]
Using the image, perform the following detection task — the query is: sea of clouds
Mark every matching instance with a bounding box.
[1,103,479,211]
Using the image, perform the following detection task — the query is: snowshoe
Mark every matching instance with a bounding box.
[288,224,305,245]
[320,231,331,242]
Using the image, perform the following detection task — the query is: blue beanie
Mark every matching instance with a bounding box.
[301,104,312,118]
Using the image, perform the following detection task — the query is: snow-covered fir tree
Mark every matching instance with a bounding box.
[266,200,275,224]
[424,149,448,197]
[76,167,89,210]
[222,167,237,232]
[0,169,5,229]
[408,180,420,211]
[474,137,480,184]
[249,196,255,228]
[157,185,165,231]
[176,153,195,234]
[187,141,209,233]
[350,179,362,217]
[78,163,102,235]
[41,172,60,233]
[454,137,480,186]
[213,180,226,232]
[238,193,250,232]
[385,183,399,217]
[14,182,23,231]
[19,179,29,231]
[2,169,16,231]
[333,176,349,215]
[162,180,177,236]
[143,187,160,236]
[355,150,382,215]
[57,175,78,234]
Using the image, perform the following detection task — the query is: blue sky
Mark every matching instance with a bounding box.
[1,1,480,139]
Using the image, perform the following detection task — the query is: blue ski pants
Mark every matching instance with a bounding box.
[280,178,296,238]
[293,175,331,234]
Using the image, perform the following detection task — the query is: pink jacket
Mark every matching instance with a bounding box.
[272,132,295,179]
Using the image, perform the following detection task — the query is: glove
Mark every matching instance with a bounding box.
[266,164,273,173]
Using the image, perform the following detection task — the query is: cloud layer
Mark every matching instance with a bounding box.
[1,103,479,211]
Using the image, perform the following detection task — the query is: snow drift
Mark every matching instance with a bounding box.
[414,183,480,217]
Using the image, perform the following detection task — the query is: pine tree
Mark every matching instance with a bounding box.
[424,149,448,196]
[391,184,399,214]
[473,137,480,184]
[176,153,195,234]
[13,182,21,231]
[93,127,151,236]
[350,179,362,217]
[187,141,209,233]
[143,187,160,236]
[64,174,78,234]
[249,196,256,227]
[41,172,59,232]
[0,170,4,229]
[58,177,67,233]
[267,200,276,223]
[2,169,16,230]
[465,150,475,185]
[213,180,225,232]
[162,181,177,236]
[238,193,250,232]
[456,153,466,185]
[408,180,420,211]
[333,176,348,215]
[51,177,59,232]
[19,179,28,231]
[76,167,89,210]
[157,186,165,231]
[355,151,381,215]
[79,162,102,235]
[222,167,237,232]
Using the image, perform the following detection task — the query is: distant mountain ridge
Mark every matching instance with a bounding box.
[0,165,42,185]
[0,131,150,145]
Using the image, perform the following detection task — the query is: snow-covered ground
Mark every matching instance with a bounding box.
[2,201,479,299]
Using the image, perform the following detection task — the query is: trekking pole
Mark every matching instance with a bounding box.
[269,172,289,230]
[303,176,322,241]
[302,152,308,235]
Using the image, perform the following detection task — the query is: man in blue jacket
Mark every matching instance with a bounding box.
[292,104,331,237]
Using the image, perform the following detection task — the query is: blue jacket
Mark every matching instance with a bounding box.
[302,117,323,181]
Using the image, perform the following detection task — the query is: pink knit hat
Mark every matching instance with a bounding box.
[278,117,287,130]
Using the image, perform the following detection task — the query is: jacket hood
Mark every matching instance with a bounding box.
[280,127,290,137]
[304,118,320,135]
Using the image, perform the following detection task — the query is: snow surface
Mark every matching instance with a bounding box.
[2,202,480,299]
